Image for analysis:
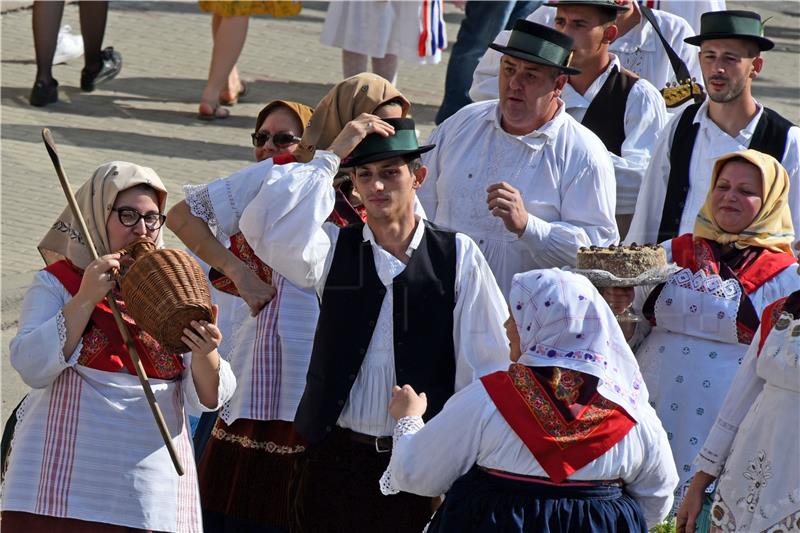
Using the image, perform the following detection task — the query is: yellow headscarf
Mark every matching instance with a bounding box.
[694,149,795,255]
[293,73,410,163]
[255,100,314,134]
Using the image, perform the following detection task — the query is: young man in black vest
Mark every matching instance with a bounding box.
[550,0,668,239]
[626,10,800,248]
[238,116,510,532]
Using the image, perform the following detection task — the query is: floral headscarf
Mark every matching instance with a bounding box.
[509,268,649,422]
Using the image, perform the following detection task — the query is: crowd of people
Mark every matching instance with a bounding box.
[4,1,799,533]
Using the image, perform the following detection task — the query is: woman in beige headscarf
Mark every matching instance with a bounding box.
[1,162,235,533]
[602,149,799,527]
[168,73,410,531]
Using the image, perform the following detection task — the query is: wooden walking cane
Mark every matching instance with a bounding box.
[41,128,185,476]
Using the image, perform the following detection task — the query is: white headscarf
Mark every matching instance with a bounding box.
[509,268,650,423]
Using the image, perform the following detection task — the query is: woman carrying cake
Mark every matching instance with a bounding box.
[602,149,800,518]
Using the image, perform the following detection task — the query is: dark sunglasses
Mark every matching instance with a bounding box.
[112,207,167,230]
[251,131,302,148]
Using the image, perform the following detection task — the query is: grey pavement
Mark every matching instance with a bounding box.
[1,1,798,423]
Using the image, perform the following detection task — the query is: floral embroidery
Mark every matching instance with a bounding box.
[211,426,306,454]
[549,368,584,404]
[508,364,618,449]
[742,450,773,513]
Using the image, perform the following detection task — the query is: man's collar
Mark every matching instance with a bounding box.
[695,98,764,141]
[565,54,622,104]
[362,215,425,255]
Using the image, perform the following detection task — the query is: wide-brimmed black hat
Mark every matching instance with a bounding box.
[345,118,435,167]
[489,19,581,75]
[546,0,628,13]
[684,10,774,51]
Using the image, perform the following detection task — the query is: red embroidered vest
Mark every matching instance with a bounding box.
[480,364,636,483]
[45,260,184,380]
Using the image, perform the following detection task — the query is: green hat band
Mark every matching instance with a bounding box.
[702,14,764,37]
[507,31,571,67]
[351,129,419,159]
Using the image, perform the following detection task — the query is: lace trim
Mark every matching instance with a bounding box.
[56,310,69,365]
[667,268,741,301]
[210,425,305,454]
[183,184,217,227]
[379,416,425,495]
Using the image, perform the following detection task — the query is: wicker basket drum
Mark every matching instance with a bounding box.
[119,238,213,353]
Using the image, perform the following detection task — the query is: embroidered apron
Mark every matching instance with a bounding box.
[711,313,800,532]
[637,268,746,496]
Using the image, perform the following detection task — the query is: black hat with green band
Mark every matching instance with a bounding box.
[488,19,581,75]
[684,10,774,51]
[546,0,628,13]
[345,118,435,167]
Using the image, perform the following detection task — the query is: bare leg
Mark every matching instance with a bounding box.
[78,0,108,73]
[342,50,368,78]
[199,14,248,116]
[371,54,398,85]
[32,0,65,84]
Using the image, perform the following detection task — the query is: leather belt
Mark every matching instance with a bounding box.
[344,429,392,453]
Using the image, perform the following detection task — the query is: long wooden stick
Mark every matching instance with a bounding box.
[41,128,185,476]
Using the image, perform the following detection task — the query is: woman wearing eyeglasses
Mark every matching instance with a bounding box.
[251,100,309,163]
[1,161,235,532]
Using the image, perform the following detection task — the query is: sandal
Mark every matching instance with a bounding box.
[219,81,248,106]
[197,102,230,121]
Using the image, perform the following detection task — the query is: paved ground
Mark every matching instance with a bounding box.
[1,1,798,423]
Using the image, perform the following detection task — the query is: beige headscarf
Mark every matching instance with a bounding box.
[293,73,410,163]
[694,149,795,255]
[38,161,168,269]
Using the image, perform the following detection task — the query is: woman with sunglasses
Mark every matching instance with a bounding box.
[1,162,235,532]
[184,98,315,532]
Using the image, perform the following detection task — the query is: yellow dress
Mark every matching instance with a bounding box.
[198,1,301,17]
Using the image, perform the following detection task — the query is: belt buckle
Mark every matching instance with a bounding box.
[374,437,391,453]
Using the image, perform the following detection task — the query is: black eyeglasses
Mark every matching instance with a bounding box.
[112,207,167,230]
[251,131,302,148]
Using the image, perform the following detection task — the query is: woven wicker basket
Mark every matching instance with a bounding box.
[119,238,213,353]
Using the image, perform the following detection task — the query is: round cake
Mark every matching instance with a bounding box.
[576,243,667,279]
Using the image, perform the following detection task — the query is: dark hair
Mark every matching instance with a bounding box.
[373,97,406,114]
[717,155,760,176]
[596,6,618,25]
[403,155,423,172]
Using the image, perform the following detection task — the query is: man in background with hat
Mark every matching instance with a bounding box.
[471,0,701,112]
[239,116,510,532]
[548,0,667,238]
[626,10,800,248]
[418,19,618,297]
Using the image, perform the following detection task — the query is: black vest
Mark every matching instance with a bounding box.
[294,221,458,444]
[581,66,639,157]
[657,103,794,243]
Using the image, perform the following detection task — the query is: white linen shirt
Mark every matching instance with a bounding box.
[419,100,618,297]
[381,353,679,528]
[239,151,511,437]
[625,99,800,249]
[470,6,700,107]
[559,54,668,214]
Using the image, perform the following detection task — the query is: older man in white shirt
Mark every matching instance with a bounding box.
[471,0,700,108]
[626,10,800,249]
[420,19,617,296]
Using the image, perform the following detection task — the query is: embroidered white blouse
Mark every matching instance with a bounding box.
[239,151,511,437]
[625,100,800,250]
[470,6,700,106]
[3,271,236,532]
[379,354,679,528]
[418,100,618,297]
